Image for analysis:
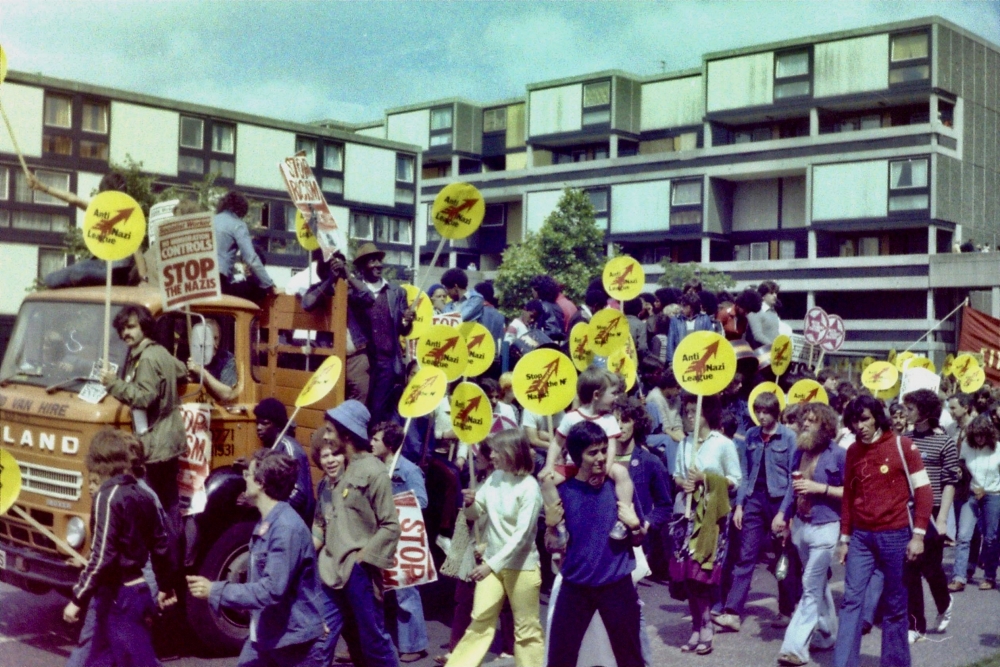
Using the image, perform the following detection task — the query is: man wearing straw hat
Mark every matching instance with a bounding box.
[353,242,415,424]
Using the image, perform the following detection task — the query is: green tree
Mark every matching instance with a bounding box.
[657,261,734,292]
[494,188,606,318]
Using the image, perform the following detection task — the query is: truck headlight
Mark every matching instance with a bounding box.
[66,517,86,549]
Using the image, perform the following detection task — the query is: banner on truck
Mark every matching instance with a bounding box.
[155,213,221,310]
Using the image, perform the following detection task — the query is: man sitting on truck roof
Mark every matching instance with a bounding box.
[254,398,315,526]
[214,190,277,301]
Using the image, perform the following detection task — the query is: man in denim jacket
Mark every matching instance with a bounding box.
[188,449,326,667]
[715,391,798,632]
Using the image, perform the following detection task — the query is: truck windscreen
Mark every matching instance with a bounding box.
[0,302,129,388]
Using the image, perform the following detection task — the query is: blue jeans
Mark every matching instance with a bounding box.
[724,491,797,617]
[953,493,1000,583]
[780,521,838,662]
[237,639,323,667]
[394,586,429,654]
[84,583,159,667]
[318,563,400,667]
[834,527,911,667]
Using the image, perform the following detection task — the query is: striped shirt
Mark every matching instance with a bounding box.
[907,427,961,508]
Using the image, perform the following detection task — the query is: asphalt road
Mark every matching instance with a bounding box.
[2,553,999,667]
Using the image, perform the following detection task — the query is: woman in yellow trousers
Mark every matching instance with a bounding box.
[446,430,545,667]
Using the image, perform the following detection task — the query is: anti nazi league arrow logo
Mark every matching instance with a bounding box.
[683,340,721,381]
[527,359,561,400]
[437,197,478,228]
[595,315,624,347]
[454,395,483,429]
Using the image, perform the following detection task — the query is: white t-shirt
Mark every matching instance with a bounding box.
[522,408,564,433]
[556,408,621,442]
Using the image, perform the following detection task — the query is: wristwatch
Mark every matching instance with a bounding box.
[839,535,851,544]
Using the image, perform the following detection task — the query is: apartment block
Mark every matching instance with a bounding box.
[359,16,1000,360]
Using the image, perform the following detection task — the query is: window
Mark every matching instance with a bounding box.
[889,32,929,85]
[350,213,374,240]
[734,243,770,261]
[0,166,7,200]
[583,109,611,125]
[583,81,611,107]
[430,107,453,130]
[212,124,235,154]
[12,211,70,233]
[429,134,451,147]
[778,240,797,259]
[586,189,609,215]
[179,155,204,174]
[889,158,929,211]
[79,140,109,161]
[296,137,317,165]
[396,155,414,182]
[180,117,204,149]
[394,188,415,205]
[210,159,235,179]
[321,176,343,194]
[671,181,702,206]
[37,248,67,280]
[283,205,298,232]
[383,250,413,266]
[43,134,73,156]
[482,203,506,228]
[323,143,343,171]
[774,50,811,99]
[483,108,507,133]
[380,216,412,245]
[44,95,72,128]
[81,102,108,134]
[17,171,70,206]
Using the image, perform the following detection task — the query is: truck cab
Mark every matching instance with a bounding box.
[0,283,346,653]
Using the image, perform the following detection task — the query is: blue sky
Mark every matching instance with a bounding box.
[2,1,998,126]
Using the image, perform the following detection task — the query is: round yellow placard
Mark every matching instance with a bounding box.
[952,353,980,380]
[770,335,792,377]
[748,382,786,426]
[0,44,7,86]
[588,308,630,356]
[431,182,485,240]
[568,322,593,372]
[875,383,901,402]
[417,324,468,381]
[960,366,986,394]
[512,348,577,416]
[607,347,637,392]
[450,382,493,444]
[83,191,146,261]
[0,449,22,515]
[458,322,495,378]
[295,355,343,408]
[602,256,644,302]
[941,353,955,377]
[906,356,936,374]
[294,210,320,251]
[861,361,899,392]
[402,284,434,339]
[894,351,915,371]
[398,366,448,418]
[787,379,829,405]
[671,331,737,396]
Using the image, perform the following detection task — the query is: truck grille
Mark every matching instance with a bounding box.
[0,505,59,555]
[17,462,83,501]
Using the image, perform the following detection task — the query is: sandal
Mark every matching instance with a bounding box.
[979,580,996,590]
[696,639,713,655]
[948,580,965,592]
[681,632,700,652]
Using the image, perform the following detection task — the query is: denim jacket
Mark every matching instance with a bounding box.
[737,423,797,507]
[209,502,324,650]
[778,443,846,525]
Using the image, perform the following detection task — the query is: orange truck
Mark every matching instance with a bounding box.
[0,283,346,653]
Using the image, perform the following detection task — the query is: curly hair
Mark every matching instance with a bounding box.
[800,403,840,447]
[616,396,651,445]
[215,190,249,218]
[843,395,892,437]
[966,413,997,451]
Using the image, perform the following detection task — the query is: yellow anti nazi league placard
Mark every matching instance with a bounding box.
[294,210,320,251]
[787,379,829,405]
[0,449,22,515]
[602,256,644,302]
[295,355,343,408]
[398,366,448,418]
[84,191,146,261]
[861,361,899,393]
[748,382,786,426]
[770,335,792,377]
[402,284,434,339]
[450,382,492,444]
[512,348,577,416]
[431,182,485,240]
[671,331,736,396]
[607,347,637,392]
[952,353,980,380]
[960,366,986,394]
[417,324,468,381]
[459,322,495,378]
[942,353,955,377]
[588,308,630,356]
[569,322,593,372]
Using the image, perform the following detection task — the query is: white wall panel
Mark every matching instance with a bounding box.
[109,102,179,176]
[328,204,350,244]
[355,125,386,139]
[732,180,779,231]
[344,143,395,207]
[781,176,807,228]
[641,77,704,131]
[76,172,104,228]
[0,84,42,157]
[0,243,38,314]
[812,161,888,220]
[707,53,774,112]
[525,190,563,233]
[234,124,295,191]
[529,84,583,136]
[814,35,889,98]
[610,180,671,233]
[386,110,429,150]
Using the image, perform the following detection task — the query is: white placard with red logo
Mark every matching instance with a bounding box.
[155,213,222,310]
[803,306,846,352]
[383,491,438,590]
[279,155,347,259]
[177,403,212,516]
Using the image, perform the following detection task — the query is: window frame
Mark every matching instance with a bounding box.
[80,100,109,135]
[43,94,73,129]
[888,30,930,87]
[37,247,68,280]
[887,157,930,213]
[670,179,703,228]
[211,122,236,155]
[349,212,375,242]
[322,142,344,172]
[295,136,318,166]
[396,154,415,183]
[581,80,612,127]
[0,166,8,200]
[179,117,205,149]
[483,107,507,133]
[481,202,506,228]
[30,170,72,206]
[773,48,813,100]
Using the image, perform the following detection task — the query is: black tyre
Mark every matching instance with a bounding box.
[186,520,256,655]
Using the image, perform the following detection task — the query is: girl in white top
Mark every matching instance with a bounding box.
[446,430,545,667]
[952,414,1000,588]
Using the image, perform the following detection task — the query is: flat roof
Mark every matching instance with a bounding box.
[386,97,483,115]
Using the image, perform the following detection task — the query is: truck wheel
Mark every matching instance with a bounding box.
[186,520,256,655]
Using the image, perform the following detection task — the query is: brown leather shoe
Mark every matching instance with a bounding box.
[948,580,965,592]
[979,579,996,590]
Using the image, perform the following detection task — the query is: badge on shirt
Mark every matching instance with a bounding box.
[880,464,889,474]
[256,521,270,536]
[343,488,349,498]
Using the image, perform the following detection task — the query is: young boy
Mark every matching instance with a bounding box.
[63,429,178,667]
[541,367,636,540]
